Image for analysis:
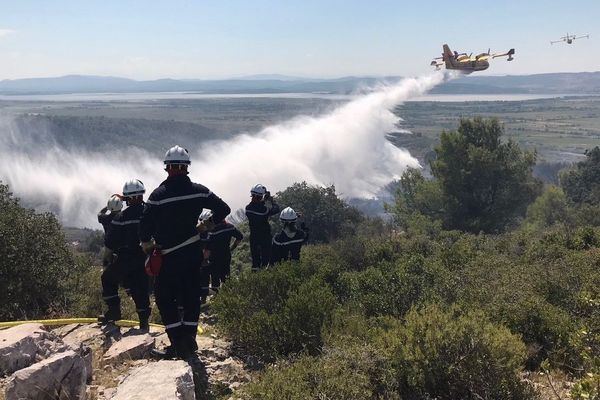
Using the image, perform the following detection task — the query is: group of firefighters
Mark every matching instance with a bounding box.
[97,145,309,360]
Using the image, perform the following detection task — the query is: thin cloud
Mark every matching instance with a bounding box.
[0,29,16,38]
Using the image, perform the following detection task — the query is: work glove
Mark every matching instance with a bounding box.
[141,241,155,255]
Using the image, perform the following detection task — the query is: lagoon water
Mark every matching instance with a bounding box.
[0,91,585,102]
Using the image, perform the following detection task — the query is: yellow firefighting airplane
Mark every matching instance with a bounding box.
[551,33,589,45]
[430,44,515,73]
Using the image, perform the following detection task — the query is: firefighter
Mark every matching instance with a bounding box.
[98,195,123,268]
[140,145,230,360]
[271,207,309,264]
[205,213,243,292]
[99,180,151,331]
[97,195,123,234]
[245,184,279,271]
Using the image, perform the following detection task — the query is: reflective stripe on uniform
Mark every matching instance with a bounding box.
[161,235,201,255]
[102,295,119,300]
[208,227,236,236]
[111,219,141,226]
[146,192,212,206]
[182,321,198,326]
[165,321,183,329]
[245,208,269,216]
[273,238,306,246]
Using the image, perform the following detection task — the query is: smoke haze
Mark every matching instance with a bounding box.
[0,72,446,228]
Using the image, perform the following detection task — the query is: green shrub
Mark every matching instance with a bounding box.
[241,350,392,400]
[394,304,536,400]
[570,226,600,250]
[241,313,400,400]
[213,263,337,361]
[275,181,364,243]
[561,146,600,206]
[0,183,79,320]
[337,262,432,318]
[570,290,600,400]
[525,185,571,228]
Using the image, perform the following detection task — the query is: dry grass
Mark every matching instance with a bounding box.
[523,370,574,400]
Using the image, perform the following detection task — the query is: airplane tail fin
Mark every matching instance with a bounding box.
[507,48,515,61]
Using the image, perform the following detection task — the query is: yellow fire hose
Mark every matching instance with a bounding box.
[0,318,203,334]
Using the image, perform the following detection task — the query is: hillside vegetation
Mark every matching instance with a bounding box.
[1,117,599,399]
[214,118,600,399]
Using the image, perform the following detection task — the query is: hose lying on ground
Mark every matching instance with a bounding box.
[0,318,203,334]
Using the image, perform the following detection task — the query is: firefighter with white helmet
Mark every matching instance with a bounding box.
[204,212,243,293]
[99,179,151,332]
[245,183,280,271]
[97,195,123,233]
[271,207,309,264]
[140,145,231,360]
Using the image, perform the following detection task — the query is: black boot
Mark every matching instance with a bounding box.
[152,328,180,359]
[138,315,150,333]
[98,298,121,324]
[176,335,196,360]
[151,345,178,359]
[137,309,151,332]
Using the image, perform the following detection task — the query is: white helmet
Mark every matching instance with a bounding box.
[280,207,297,222]
[107,195,123,212]
[250,184,266,196]
[199,209,213,221]
[122,179,145,197]
[164,145,191,166]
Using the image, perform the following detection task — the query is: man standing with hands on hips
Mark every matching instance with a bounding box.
[140,145,230,360]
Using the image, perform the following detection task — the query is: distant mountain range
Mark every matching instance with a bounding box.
[0,72,599,95]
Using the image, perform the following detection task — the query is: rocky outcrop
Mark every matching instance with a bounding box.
[61,323,119,348]
[102,333,155,365]
[0,323,67,375]
[0,321,251,400]
[4,349,88,400]
[109,360,195,400]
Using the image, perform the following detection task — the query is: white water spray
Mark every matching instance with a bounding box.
[0,72,447,227]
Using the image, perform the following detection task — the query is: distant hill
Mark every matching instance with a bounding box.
[432,72,600,94]
[0,72,599,95]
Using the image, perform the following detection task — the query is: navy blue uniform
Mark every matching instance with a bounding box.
[102,203,150,320]
[245,200,280,270]
[271,228,308,264]
[139,175,230,348]
[98,210,116,234]
[207,222,243,289]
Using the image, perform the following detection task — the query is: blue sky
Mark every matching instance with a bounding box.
[0,0,598,79]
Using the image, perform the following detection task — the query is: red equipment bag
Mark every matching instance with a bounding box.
[145,249,163,277]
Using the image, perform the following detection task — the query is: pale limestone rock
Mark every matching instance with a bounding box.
[4,349,87,400]
[110,360,195,400]
[102,334,154,365]
[0,323,65,375]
